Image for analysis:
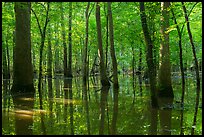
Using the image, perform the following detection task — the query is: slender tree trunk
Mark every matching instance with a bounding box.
[171,8,186,135]
[32,43,36,76]
[6,34,10,79]
[131,44,135,82]
[181,2,200,135]
[158,2,173,97]
[139,2,157,106]
[171,7,185,107]
[11,2,34,93]
[83,2,90,86]
[67,2,73,78]
[2,40,9,79]
[104,4,109,72]
[96,2,110,87]
[54,22,60,73]
[13,30,16,78]
[138,46,143,85]
[60,2,68,77]
[32,2,50,108]
[47,24,52,78]
[107,2,119,88]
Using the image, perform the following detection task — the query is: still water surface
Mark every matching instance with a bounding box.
[2,75,202,135]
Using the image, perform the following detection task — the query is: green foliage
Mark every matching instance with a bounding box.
[2,2,202,74]
[2,2,202,135]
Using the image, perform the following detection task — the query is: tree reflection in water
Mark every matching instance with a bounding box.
[2,76,202,135]
[149,90,174,135]
[11,92,35,135]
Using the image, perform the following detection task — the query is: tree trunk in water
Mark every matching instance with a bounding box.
[11,2,34,93]
[171,8,185,108]
[67,2,73,78]
[181,2,201,135]
[171,8,186,134]
[107,2,119,88]
[96,2,110,87]
[60,2,68,77]
[158,2,173,98]
[139,2,157,106]
[32,2,50,109]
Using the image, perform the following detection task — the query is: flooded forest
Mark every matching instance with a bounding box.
[2,2,202,135]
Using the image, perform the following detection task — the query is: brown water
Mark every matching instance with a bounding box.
[2,75,202,135]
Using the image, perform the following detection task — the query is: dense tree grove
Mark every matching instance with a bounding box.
[2,2,202,135]
[2,2,202,86]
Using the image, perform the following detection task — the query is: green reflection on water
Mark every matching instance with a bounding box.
[2,75,202,135]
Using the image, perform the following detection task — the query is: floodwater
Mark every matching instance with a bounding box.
[2,74,202,135]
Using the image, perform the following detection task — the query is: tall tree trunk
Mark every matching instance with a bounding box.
[54,22,60,73]
[138,46,143,87]
[11,2,34,93]
[171,8,186,135]
[6,33,11,79]
[67,2,73,78]
[32,43,36,77]
[181,2,201,135]
[107,2,119,88]
[171,7,185,107]
[158,2,173,97]
[96,2,110,87]
[104,4,109,72]
[60,2,68,77]
[139,2,157,106]
[83,2,90,86]
[47,24,52,78]
[2,40,9,79]
[13,30,16,78]
[32,2,50,109]
[131,43,136,83]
